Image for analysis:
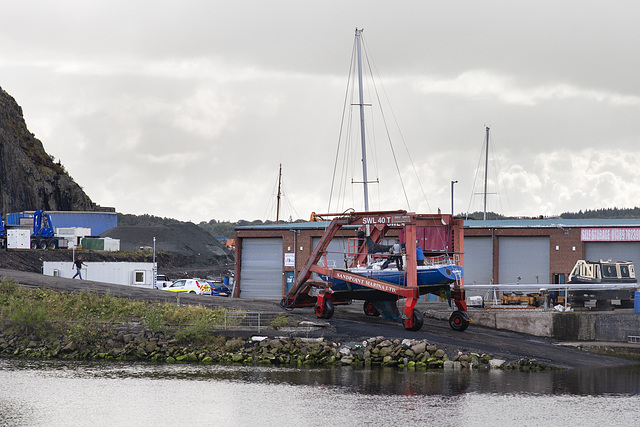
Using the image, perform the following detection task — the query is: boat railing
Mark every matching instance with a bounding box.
[424,254,458,266]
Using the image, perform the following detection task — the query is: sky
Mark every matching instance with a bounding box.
[1,1,640,223]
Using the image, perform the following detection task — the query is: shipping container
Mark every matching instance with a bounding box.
[82,237,120,252]
[43,261,155,287]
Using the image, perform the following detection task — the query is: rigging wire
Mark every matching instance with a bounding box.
[361,38,414,210]
[329,30,434,214]
[328,37,357,214]
[464,127,512,219]
[487,131,513,216]
[262,165,301,222]
[465,130,488,219]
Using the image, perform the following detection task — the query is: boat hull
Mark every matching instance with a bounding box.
[319,264,463,301]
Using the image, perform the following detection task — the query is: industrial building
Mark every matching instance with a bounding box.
[234,217,640,299]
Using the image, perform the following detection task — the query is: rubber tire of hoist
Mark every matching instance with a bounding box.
[449,311,470,331]
[31,240,39,250]
[322,299,334,319]
[315,300,335,319]
[39,240,48,250]
[363,301,380,317]
[47,239,58,250]
[405,309,424,331]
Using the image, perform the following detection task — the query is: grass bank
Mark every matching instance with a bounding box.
[0,278,288,343]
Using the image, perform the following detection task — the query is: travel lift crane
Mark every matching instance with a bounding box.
[280,210,470,332]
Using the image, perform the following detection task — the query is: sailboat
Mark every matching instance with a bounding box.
[281,29,469,332]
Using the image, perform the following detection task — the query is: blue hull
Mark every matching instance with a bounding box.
[320,264,463,298]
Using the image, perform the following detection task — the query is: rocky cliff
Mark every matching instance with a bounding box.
[0,86,95,215]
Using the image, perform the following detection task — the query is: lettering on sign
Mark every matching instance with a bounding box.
[361,215,411,226]
[581,228,640,242]
[335,272,399,293]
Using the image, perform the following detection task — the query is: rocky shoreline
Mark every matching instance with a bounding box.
[0,321,558,372]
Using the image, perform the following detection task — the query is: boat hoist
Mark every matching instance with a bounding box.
[280,210,470,331]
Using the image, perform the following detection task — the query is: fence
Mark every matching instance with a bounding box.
[212,311,283,333]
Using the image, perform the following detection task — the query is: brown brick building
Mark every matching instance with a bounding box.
[235,218,640,299]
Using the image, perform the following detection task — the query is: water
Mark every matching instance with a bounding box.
[1,359,639,426]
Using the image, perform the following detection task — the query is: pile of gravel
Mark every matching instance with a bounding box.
[101,223,234,272]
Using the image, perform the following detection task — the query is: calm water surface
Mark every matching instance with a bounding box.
[1,358,639,426]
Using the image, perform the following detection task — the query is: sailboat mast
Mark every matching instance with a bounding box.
[355,28,370,212]
[483,126,490,220]
[276,163,282,224]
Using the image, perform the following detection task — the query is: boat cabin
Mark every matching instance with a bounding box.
[568,259,636,284]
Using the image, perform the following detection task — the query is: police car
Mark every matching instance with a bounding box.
[163,279,211,295]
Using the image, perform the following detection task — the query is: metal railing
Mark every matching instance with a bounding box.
[212,311,283,332]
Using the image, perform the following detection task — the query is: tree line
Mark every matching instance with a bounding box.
[118,207,640,239]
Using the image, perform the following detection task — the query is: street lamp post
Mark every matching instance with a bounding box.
[451,180,458,216]
[153,237,157,289]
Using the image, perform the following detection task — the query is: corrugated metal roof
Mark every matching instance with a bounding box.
[236,218,640,231]
[463,218,640,228]
[236,221,334,231]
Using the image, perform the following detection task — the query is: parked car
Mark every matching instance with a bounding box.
[207,281,231,297]
[163,279,211,295]
[155,274,172,289]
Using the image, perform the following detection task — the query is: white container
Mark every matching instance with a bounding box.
[56,227,91,248]
[103,237,120,252]
[7,229,30,249]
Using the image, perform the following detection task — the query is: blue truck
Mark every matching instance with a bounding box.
[1,210,64,249]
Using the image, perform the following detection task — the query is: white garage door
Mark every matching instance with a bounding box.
[585,242,640,270]
[498,237,550,284]
[464,237,493,285]
[239,238,283,299]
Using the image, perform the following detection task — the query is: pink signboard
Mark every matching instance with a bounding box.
[581,228,640,242]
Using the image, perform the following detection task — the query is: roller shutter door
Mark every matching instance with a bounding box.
[464,237,493,285]
[312,237,351,275]
[585,242,640,270]
[239,238,283,299]
[498,237,549,284]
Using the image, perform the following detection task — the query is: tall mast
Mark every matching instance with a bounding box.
[276,163,282,224]
[355,28,370,212]
[483,126,490,220]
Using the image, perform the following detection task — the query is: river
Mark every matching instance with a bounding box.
[1,359,639,426]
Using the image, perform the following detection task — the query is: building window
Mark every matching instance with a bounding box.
[553,273,565,284]
[134,271,145,284]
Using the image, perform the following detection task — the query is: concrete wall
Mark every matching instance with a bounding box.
[427,307,640,341]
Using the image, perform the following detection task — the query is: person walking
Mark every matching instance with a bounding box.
[72,257,85,279]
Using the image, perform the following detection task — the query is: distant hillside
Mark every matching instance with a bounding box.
[0,86,95,215]
[118,213,307,238]
[560,207,640,219]
[464,208,640,220]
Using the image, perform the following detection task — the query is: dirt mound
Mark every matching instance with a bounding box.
[101,223,235,277]
[102,223,229,256]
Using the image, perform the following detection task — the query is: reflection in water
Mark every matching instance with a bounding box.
[0,359,638,426]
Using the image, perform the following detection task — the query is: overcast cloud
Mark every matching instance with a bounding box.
[1,1,639,222]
